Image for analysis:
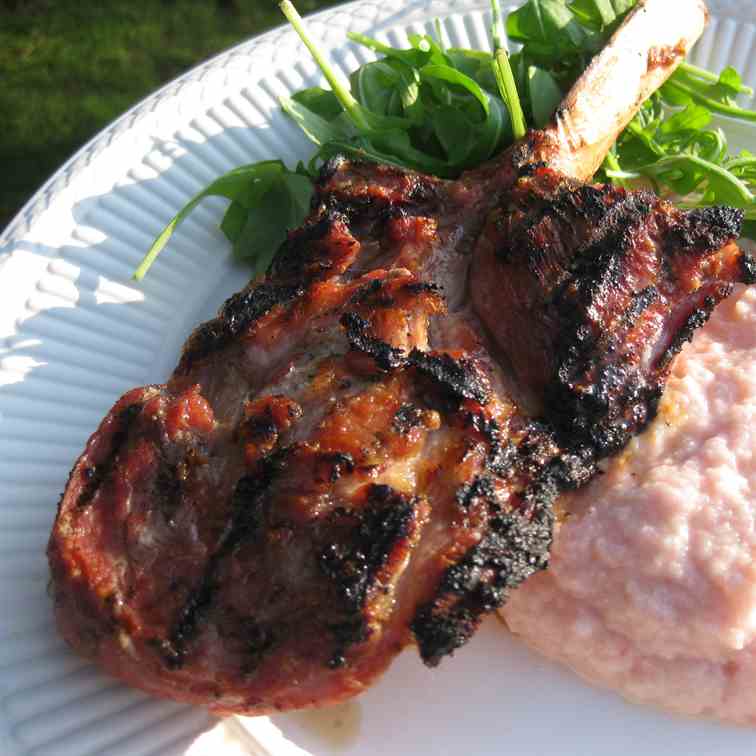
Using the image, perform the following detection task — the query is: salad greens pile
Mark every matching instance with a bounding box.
[134,0,756,281]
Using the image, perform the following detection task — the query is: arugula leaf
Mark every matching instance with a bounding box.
[605,92,756,235]
[506,0,593,57]
[231,172,314,277]
[658,103,711,136]
[664,79,756,122]
[134,160,314,281]
[350,61,404,116]
[285,13,515,175]
[675,62,754,96]
[370,130,456,175]
[279,0,371,131]
[643,154,753,206]
[133,161,300,280]
[728,153,756,186]
[470,97,512,166]
[347,31,434,70]
[290,86,344,120]
[433,105,476,164]
[568,0,633,29]
[219,200,248,241]
[280,95,353,145]
[527,66,563,128]
[396,65,423,123]
[664,63,756,122]
[421,64,492,115]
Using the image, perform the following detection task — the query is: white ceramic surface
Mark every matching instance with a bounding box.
[1,1,755,754]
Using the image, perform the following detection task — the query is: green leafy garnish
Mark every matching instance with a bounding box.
[134,160,312,281]
[527,66,562,128]
[135,0,756,280]
[222,165,313,278]
[506,0,756,231]
[282,17,516,178]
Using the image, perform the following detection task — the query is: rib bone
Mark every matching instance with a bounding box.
[533,0,708,181]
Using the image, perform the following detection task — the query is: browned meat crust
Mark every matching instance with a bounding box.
[48,145,749,715]
[470,165,748,455]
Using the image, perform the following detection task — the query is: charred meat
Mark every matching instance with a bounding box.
[47,0,748,716]
[48,149,748,714]
[471,165,749,454]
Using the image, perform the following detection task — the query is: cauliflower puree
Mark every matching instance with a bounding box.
[503,284,756,724]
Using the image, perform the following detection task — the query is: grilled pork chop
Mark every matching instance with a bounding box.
[48,0,752,715]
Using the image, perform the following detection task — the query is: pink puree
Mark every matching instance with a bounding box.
[503,284,756,723]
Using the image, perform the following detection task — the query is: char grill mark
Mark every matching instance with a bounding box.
[393,403,426,434]
[661,205,745,255]
[342,316,491,408]
[342,309,491,407]
[411,412,596,665]
[268,211,360,284]
[162,457,281,669]
[349,278,441,309]
[455,475,497,510]
[623,286,659,328]
[408,350,491,407]
[342,312,406,370]
[177,282,305,374]
[319,484,419,667]
[309,158,450,278]
[463,413,517,478]
[77,403,141,508]
[314,158,441,227]
[163,391,306,668]
[412,504,554,665]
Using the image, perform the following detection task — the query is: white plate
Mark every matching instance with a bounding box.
[1,1,755,754]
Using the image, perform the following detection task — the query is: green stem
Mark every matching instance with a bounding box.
[646,154,755,205]
[490,0,506,52]
[664,79,756,122]
[278,0,370,131]
[434,19,447,51]
[726,156,756,171]
[677,62,754,96]
[490,0,527,141]
[134,224,176,280]
[604,168,642,180]
[603,150,628,188]
[347,32,396,58]
[134,191,213,280]
[626,119,665,157]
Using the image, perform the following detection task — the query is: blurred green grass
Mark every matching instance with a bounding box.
[0,0,341,232]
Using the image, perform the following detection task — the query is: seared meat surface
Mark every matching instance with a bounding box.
[471,165,750,454]
[48,0,749,717]
[48,149,749,714]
